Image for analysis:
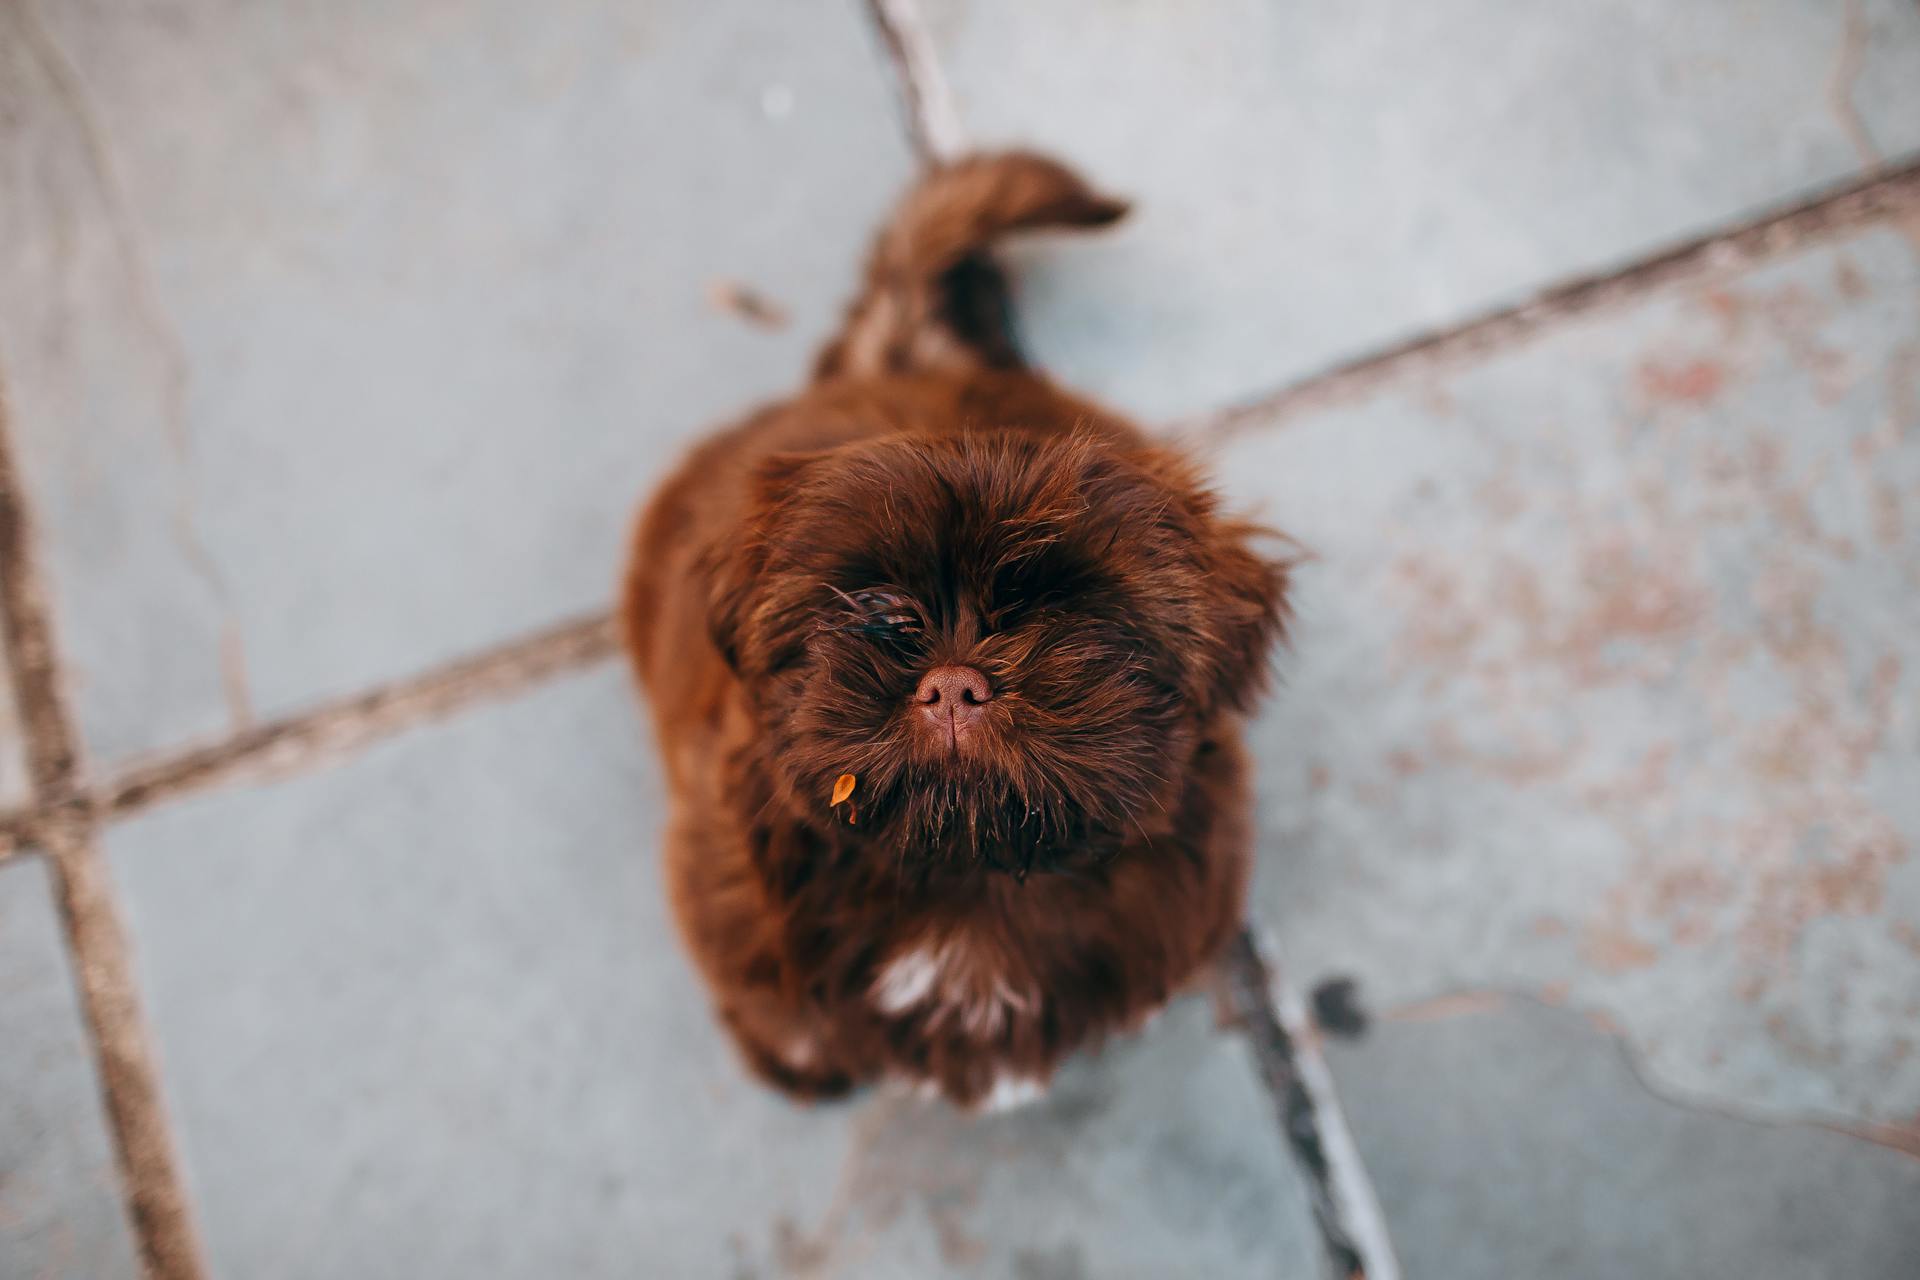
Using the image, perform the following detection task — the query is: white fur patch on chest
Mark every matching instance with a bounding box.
[870,935,1035,1038]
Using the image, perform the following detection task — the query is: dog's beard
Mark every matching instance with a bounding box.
[772,674,1186,879]
[879,763,1107,878]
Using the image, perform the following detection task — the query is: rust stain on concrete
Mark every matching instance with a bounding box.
[1581,922,1661,975]
[1356,239,1918,1098]
[1381,991,1508,1024]
[1636,356,1727,407]
[1832,256,1870,301]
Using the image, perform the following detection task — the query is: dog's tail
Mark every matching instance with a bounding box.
[812,151,1128,382]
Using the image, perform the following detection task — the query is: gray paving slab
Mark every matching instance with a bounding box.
[785,993,1321,1279]
[1856,0,1920,154]
[1325,998,1920,1280]
[0,0,913,768]
[106,667,1322,1278]
[1217,225,1920,1127]
[0,856,143,1280]
[920,0,1920,419]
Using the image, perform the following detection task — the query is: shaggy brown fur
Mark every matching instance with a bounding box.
[622,152,1290,1108]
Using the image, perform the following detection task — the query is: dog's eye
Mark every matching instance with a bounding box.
[854,590,923,636]
[825,589,924,639]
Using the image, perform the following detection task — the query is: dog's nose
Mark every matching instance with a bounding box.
[917,665,992,709]
[915,665,992,742]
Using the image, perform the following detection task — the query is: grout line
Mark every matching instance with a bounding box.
[0,810,35,862]
[0,610,620,844]
[0,611,618,863]
[1263,940,1403,1280]
[861,0,967,164]
[37,822,208,1280]
[0,454,79,803]
[0,377,208,1280]
[1174,156,1920,448]
[1219,926,1397,1280]
[86,612,618,821]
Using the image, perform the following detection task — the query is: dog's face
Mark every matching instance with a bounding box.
[706,430,1288,875]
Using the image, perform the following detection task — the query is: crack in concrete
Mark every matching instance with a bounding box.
[0,371,208,1280]
[218,619,253,731]
[769,1091,910,1278]
[1599,1006,1920,1168]
[1174,158,1920,450]
[1366,984,1920,1166]
[12,0,189,458]
[1836,1118,1920,1160]
[1830,0,1882,170]
[861,0,967,164]
[14,0,247,732]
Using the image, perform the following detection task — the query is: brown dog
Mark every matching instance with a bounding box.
[622,152,1290,1109]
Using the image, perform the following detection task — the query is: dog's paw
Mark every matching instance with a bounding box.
[737,1033,856,1103]
[972,1073,1049,1114]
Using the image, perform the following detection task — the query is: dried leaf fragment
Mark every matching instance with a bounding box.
[831,773,857,807]
[708,278,791,330]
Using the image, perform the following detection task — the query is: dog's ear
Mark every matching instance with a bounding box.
[700,451,820,673]
[1127,444,1295,715]
[1196,513,1294,714]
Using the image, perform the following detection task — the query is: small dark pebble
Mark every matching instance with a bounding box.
[1311,975,1369,1038]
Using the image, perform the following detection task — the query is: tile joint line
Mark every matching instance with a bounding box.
[1176,154,1920,446]
[1221,927,1403,1279]
[0,612,620,863]
[861,0,967,164]
[0,373,210,1280]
